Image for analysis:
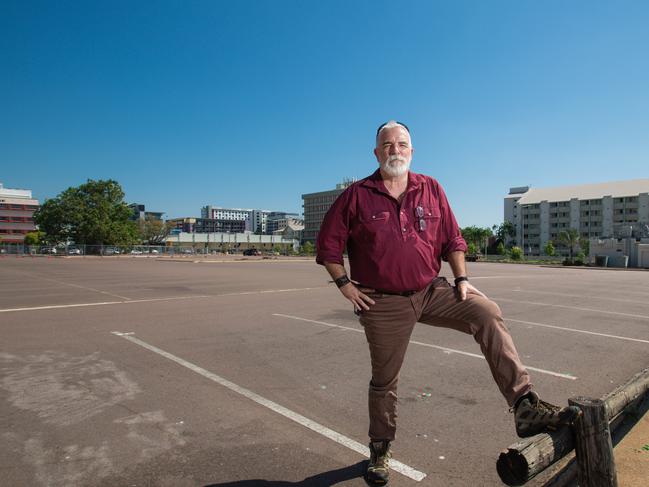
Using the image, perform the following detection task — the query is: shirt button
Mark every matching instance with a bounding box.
[402,228,406,232]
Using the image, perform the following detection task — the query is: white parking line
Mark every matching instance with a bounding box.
[0,287,326,313]
[507,318,649,345]
[111,332,427,482]
[218,286,327,297]
[272,314,577,380]
[493,297,649,320]
[511,288,649,306]
[18,274,132,300]
[0,295,210,313]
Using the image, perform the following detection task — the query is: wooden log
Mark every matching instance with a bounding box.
[496,428,574,486]
[497,368,649,486]
[602,367,649,421]
[569,397,617,487]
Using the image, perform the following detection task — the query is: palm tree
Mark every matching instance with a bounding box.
[556,229,580,262]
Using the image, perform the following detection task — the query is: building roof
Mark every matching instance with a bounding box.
[516,179,649,205]
[0,183,33,199]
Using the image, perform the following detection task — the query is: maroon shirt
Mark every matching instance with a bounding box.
[316,169,467,292]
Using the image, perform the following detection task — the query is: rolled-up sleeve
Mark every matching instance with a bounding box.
[316,188,353,266]
[435,181,468,260]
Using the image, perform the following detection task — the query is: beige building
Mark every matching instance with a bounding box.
[505,179,649,255]
[0,182,39,243]
[301,178,357,243]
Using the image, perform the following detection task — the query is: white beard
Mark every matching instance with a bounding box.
[380,155,411,177]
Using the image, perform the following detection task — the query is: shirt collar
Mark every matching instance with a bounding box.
[361,169,425,193]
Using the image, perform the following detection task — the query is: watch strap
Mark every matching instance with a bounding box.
[334,275,351,288]
[454,276,469,286]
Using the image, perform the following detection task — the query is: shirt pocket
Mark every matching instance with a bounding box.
[358,211,391,243]
[413,206,441,237]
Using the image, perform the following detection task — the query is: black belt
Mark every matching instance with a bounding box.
[375,289,417,296]
[359,286,418,297]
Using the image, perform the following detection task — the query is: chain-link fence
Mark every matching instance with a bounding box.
[0,243,302,257]
[1,244,170,257]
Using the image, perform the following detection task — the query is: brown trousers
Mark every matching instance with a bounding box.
[358,277,532,441]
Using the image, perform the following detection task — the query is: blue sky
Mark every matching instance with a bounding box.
[1,1,648,227]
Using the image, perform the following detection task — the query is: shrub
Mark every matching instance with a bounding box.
[301,241,315,255]
[544,241,555,256]
[510,246,523,260]
[496,242,506,255]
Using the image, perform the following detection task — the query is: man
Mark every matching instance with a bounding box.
[316,121,580,485]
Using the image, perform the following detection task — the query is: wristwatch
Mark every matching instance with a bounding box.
[334,275,351,288]
[454,276,469,286]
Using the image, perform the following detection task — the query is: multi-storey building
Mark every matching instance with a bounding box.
[168,217,246,234]
[504,179,649,255]
[302,178,357,243]
[129,203,164,221]
[266,212,302,234]
[201,206,273,233]
[0,182,39,243]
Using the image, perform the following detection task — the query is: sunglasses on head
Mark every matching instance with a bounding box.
[376,121,410,137]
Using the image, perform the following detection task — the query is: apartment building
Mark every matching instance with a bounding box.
[266,212,303,234]
[168,217,246,234]
[301,178,357,243]
[504,179,649,255]
[201,206,273,233]
[0,182,39,243]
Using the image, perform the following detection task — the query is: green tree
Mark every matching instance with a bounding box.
[461,226,493,254]
[579,237,590,257]
[543,241,555,256]
[510,246,523,260]
[138,218,173,245]
[24,231,46,246]
[493,221,516,247]
[556,229,580,262]
[34,179,138,246]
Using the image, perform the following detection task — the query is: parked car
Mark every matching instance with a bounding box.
[41,246,57,254]
[130,249,143,255]
[103,247,120,255]
[67,247,82,255]
[243,248,262,256]
[150,249,159,254]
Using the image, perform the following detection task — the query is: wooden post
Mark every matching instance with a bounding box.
[569,397,617,487]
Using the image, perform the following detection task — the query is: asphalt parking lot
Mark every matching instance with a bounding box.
[1,256,648,486]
